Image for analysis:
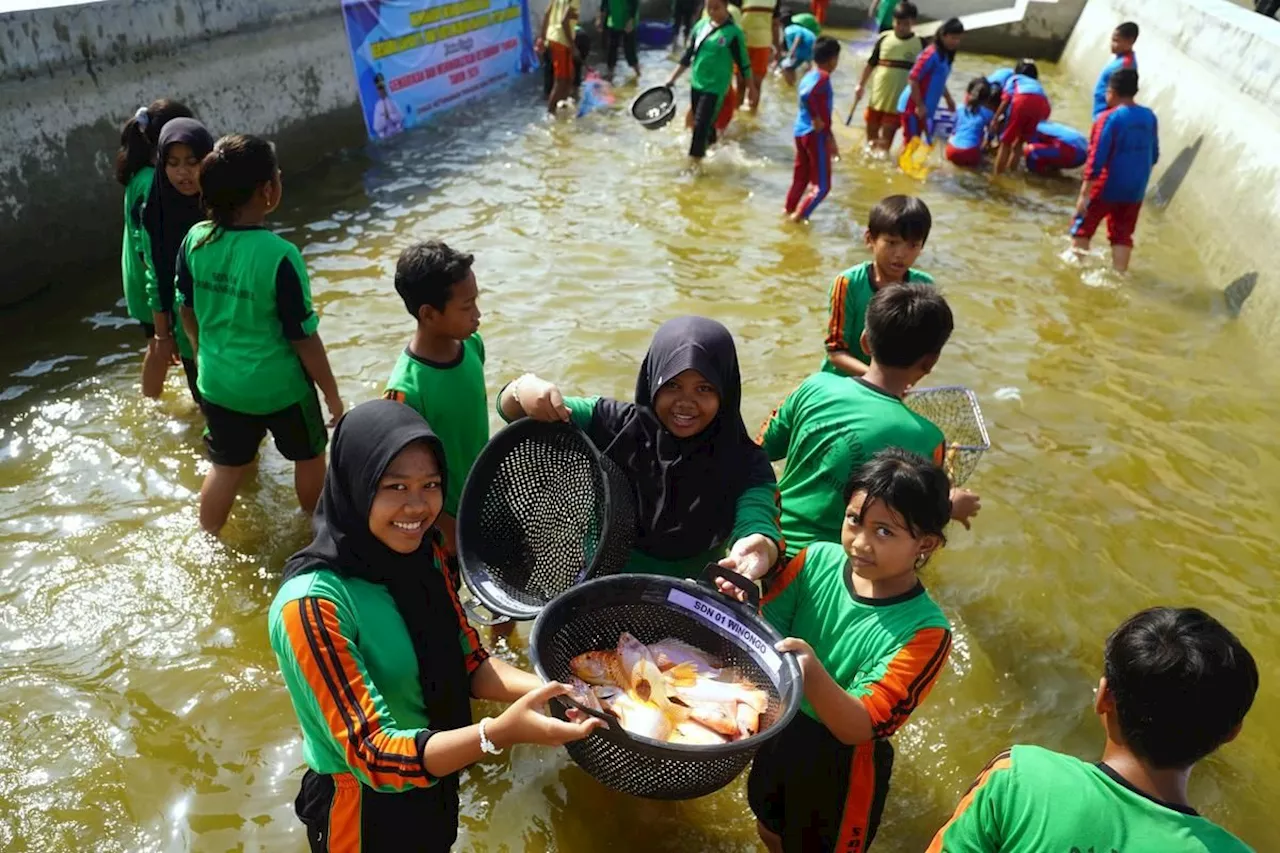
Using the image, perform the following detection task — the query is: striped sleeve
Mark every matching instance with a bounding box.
[856,626,952,738]
[756,389,794,461]
[434,543,489,675]
[761,549,807,635]
[280,596,437,792]
[926,749,1014,852]
[824,273,852,352]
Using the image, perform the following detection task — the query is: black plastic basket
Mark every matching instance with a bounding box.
[631,85,677,130]
[456,419,637,621]
[529,568,802,800]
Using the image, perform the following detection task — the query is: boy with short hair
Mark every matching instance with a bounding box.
[853,2,924,152]
[928,606,1257,851]
[1094,21,1139,119]
[383,241,513,636]
[993,59,1051,175]
[823,194,933,377]
[784,37,841,223]
[1072,68,1159,273]
[759,283,980,558]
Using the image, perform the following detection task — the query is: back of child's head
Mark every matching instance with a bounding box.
[867,194,932,243]
[1104,607,1257,770]
[813,36,841,66]
[964,77,991,113]
[395,240,475,318]
[1109,67,1139,99]
[893,1,917,21]
[197,134,279,234]
[865,283,953,367]
[1013,58,1039,79]
[114,99,193,186]
[843,447,951,542]
[1116,21,1139,43]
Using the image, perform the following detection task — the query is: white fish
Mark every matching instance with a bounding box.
[566,677,602,712]
[610,692,673,741]
[669,719,729,745]
[648,638,723,675]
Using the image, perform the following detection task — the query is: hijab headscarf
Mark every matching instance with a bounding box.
[282,400,473,734]
[142,118,214,312]
[587,316,776,560]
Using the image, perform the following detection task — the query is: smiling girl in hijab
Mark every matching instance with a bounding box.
[498,316,782,585]
[269,400,600,853]
[142,117,214,404]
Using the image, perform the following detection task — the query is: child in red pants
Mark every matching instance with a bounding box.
[785,38,841,222]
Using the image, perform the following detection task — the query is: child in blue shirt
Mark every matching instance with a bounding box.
[780,19,818,85]
[1093,22,1138,118]
[785,38,841,223]
[993,60,1051,175]
[1071,69,1158,273]
[1025,121,1088,174]
[945,77,994,168]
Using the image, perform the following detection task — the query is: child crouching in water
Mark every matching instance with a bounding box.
[752,447,954,852]
[945,78,994,168]
[784,37,841,223]
[176,135,344,534]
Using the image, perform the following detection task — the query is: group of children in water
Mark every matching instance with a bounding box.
[113,17,1249,850]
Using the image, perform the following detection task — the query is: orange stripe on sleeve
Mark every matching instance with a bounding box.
[283,598,432,791]
[434,543,489,675]
[933,442,945,466]
[755,404,781,446]
[859,627,952,737]
[326,773,363,853]
[825,275,851,351]
[925,750,1014,853]
[383,389,406,404]
[762,549,807,605]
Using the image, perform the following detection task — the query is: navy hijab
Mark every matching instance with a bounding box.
[142,118,214,314]
[282,400,472,733]
[587,317,776,560]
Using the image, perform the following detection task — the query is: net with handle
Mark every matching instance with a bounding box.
[903,385,990,485]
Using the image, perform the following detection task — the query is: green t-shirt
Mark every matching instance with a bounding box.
[874,0,898,30]
[763,541,952,727]
[498,392,781,578]
[175,223,320,414]
[121,167,154,324]
[384,335,489,517]
[822,261,934,373]
[928,745,1255,853]
[759,372,945,557]
[604,0,638,30]
[682,19,752,97]
[268,566,488,791]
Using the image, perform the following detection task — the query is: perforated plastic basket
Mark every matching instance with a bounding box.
[530,569,802,800]
[903,385,991,485]
[456,419,636,621]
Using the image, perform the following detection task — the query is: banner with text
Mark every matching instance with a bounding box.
[342,0,537,140]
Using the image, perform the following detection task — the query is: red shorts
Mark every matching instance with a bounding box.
[1000,93,1051,145]
[865,108,899,125]
[945,143,982,167]
[549,42,574,81]
[716,83,737,131]
[1071,196,1142,247]
[748,47,772,80]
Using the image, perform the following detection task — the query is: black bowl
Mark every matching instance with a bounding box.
[631,85,677,130]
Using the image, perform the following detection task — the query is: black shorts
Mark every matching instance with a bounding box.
[748,712,895,853]
[202,390,327,467]
[296,769,459,853]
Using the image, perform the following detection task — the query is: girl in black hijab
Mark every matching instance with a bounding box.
[269,400,600,852]
[142,117,214,403]
[498,316,782,583]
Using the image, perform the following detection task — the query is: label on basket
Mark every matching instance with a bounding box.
[666,589,782,675]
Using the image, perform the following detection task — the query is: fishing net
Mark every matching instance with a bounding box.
[903,385,990,485]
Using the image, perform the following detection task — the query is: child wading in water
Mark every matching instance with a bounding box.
[114,99,193,397]
[667,0,751,159]
[175,135,344,534]
[852,2,923,153]
[751,447,956,852]
[945,78,995,168]
[784,37,841,223]
[898,17,962,148]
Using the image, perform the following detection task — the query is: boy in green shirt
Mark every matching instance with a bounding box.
[761,283,979,558]
[929,607,1258,852]
[824,194,934,377]
[598,0,641,81]
[666,0,751,159]
[751,447,956,853]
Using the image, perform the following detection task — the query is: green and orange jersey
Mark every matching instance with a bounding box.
[928,745,1254,852]
[267,545,487,793]
[822,261,934,373]
[758,372,944,558]
[120,167,155,324]
[763,541,953,731]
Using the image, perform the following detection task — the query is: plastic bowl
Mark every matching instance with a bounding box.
[631,85,677,130]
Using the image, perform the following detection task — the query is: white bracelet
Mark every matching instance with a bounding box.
[509,374,534,408]
[478,716,503,755]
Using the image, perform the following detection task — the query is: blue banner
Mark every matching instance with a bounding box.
[342,0,538,140]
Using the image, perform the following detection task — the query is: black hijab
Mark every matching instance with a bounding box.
[587,316,777,560]
[283,400,473,733]
[142,118,214,313]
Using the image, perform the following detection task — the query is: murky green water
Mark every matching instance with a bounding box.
[1,42,1277,853]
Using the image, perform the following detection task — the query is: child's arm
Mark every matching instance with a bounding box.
[667,37,696,85]
[943,86,956,112]
[498,373,571,422]
[761,550,808,636]
[276,257,343,424]
[853,36,882,105]
[925,751,1015,852]
[174,244,197,357]
[781,625,952,746]
[1077,114,1111,214]
[823,273,869,377]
